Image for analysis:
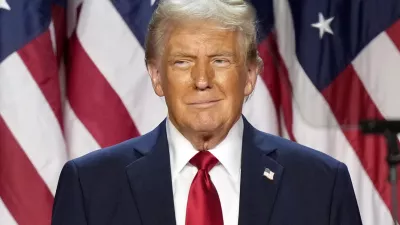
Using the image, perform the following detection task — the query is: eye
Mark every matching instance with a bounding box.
[174,60,191,69]
[212,58,231,67]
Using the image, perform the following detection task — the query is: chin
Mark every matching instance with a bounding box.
[188,114,224,133]
[190,123,220,133]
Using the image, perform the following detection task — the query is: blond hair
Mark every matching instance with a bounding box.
[144,0,263,72]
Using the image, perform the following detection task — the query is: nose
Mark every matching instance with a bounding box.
[192,60,213,90]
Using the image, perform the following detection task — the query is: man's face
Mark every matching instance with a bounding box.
[148,21,257,135]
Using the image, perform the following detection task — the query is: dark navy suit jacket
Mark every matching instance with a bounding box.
[51,117,363,225]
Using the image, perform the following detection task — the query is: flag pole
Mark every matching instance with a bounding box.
[359,120,400,225]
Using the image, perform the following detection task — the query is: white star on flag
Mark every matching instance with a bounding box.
[0,0,10,10]
[311,13,334,39]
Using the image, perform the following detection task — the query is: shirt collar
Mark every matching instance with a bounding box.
[166,116,244,182]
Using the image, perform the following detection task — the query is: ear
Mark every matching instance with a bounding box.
[244,62,258,96]
[147,61,165,97]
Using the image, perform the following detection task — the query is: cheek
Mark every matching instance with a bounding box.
[214,69,245,96]
[163,68,192,98]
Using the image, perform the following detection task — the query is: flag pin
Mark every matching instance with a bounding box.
[263,168,275,181]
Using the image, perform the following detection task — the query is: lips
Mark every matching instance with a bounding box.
[188,99,221,105]
[187,99,221,108]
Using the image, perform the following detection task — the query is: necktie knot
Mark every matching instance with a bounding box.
[189,151,219,172]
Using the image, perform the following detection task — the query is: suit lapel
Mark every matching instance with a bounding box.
[125,121,176,225]
[238,119,285,225]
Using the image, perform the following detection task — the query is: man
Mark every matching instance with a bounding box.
[52,0,363,224]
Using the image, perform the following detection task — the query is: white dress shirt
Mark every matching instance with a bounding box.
[166,117,243,225]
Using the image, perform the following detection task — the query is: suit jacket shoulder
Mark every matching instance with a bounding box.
[234,119,361,225]
[249,126,362,224]
[52,121,167,225]
[71,120,163,173]
[253,126,342,174]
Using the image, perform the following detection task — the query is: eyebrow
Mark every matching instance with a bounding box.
[207,52,235,58]
[169,52,197,58]
[169,51,235,58]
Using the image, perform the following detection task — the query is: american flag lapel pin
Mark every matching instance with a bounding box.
[263,168,275,181]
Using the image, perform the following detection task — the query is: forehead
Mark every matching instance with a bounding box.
[165,21,240,54]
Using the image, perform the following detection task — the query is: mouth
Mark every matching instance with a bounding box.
[187,99,221,108]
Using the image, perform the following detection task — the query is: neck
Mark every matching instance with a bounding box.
[185,129,228,151]
[169,116,240,151]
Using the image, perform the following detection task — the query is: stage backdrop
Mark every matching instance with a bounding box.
[1,0,400,224]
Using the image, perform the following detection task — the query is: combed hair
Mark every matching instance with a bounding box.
[144,0,263,73]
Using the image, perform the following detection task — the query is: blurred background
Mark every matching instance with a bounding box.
[1,0,400,224]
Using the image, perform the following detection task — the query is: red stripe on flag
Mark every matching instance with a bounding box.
[66,33,140,148]
[0,116,54,225]
[322,65,397,216]
[18,31,63,128]
[258,36,281,135]
[258,34,297,141]
[386,19,400,52]
[51,4,66,64]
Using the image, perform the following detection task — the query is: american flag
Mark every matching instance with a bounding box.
[0,0,399,224]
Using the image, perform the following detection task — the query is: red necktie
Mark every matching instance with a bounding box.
[185,151,224,225]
